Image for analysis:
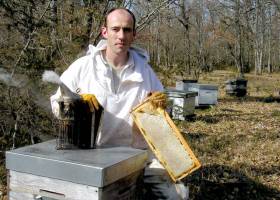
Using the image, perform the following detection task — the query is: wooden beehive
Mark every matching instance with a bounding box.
[131,98,201,182]
[6,140,147,200]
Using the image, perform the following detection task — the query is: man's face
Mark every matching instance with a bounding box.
[102,10,136,55]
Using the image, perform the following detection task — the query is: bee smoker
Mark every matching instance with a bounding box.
[56,97,103,150]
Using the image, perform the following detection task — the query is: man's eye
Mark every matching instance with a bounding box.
[124,28,132,32]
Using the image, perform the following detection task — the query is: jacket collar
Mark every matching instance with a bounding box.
[86,39,150,61]
[87,40,149,83]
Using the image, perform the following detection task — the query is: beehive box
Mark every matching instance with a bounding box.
[225,79,248,97]
[6,140,147,200]
[131,98,201,181]
[165,88,197,120]
[176,81,218,107]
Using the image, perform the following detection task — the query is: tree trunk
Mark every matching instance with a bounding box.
[50,0,58,57]
[156,13,161,66]
[69,2,75,42]
[178,0,191,74]
[84,0,94,48]
[50,0,58,43]
[254,0,263,75]
[234,0,243,75]
[267,4,272,73]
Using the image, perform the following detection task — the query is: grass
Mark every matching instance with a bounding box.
[178,70,280,199]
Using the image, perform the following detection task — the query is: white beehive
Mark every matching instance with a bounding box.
[165,89,197,120]
[176,81,218,107]
[6,140,147,200]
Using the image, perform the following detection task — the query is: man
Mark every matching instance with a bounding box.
[51,8,188,199]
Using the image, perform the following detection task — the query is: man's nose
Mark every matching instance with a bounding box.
[118,29,125,39]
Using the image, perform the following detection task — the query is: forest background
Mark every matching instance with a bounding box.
[0,0,280,199]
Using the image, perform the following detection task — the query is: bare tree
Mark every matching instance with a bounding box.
[177,0,192,75]
[267,1,272,73]
[254,0,264,74]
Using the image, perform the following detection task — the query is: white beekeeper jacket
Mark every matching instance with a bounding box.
[51,40,163,149]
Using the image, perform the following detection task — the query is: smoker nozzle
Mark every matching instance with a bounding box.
[59,82,80,101]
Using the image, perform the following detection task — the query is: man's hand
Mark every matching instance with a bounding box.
[80,94,100,112]
[148,91,167,109]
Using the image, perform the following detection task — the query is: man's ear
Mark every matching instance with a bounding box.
[101,26,108,38]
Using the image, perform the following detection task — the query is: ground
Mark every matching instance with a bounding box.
[1,70,280,199]
[178,70,280,200]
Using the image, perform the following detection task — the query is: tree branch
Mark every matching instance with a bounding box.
[11,0,52,77]
[136,0,176,32]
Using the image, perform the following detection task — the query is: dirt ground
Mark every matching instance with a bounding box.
[0,70,279,200]
[179,70,280,200]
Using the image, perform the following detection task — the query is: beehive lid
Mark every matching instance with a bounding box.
[165,88,198,98]
[6,140,147,187]
[131,98,201,182]
[196,84,218,90]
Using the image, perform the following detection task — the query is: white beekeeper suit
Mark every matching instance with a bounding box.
[50,40,188,199]
[51,39,162,149]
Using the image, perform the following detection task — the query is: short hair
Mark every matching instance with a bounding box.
[104,8,136,32]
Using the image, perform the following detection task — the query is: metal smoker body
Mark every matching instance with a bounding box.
[57,96,102,149]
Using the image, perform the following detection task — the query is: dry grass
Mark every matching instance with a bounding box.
[1,70,279,199]
[178,70,280,199]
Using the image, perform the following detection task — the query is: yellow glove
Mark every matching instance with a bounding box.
[148,91,167,109]
[80,94,100,112]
